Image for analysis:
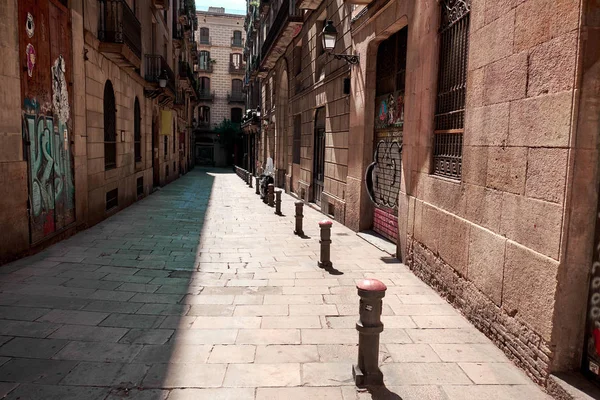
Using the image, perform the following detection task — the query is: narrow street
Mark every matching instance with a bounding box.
[0,169,549,399]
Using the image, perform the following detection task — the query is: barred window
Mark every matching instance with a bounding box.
[292,115,301,164]
[432,0,470,180]
[134,97,142,162]
[104,80,117,170]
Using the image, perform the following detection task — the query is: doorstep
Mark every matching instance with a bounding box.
[548,372,600,400]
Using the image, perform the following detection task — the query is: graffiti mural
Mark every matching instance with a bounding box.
[22,100,75,241]
[366,138,402,209]
[375,91,404,130]
[19,1,75,244]
[584,205,600,379]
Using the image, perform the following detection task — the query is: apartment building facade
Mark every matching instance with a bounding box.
[193,7,246,167]
[0,0,199,263]
[244,0,600,391]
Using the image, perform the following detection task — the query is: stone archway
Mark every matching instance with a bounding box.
[275,62,289,189]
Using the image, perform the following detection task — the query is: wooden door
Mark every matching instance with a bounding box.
[19,0,75,244]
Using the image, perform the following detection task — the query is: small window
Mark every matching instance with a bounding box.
[198,106,211,125]
[106,188,118,211]
[173,121,176,154]
[134,97,142,162]
[137,177,144,197]
[231,53,243,68]
[199,51,211,70]
[232,79,243,94]
[293,115,301,164]
[232,30,243,46]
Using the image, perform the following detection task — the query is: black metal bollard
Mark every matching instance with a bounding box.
[275,190,282,215]
[294,201,304,236]
[249,173,253,188]
[353,279,386,388]
[317,220,333,269]
[267,184,275,207]
[255,177,260,195]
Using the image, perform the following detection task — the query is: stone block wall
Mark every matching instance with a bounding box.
[269,0,350,217]
[349,0,590,385]
[0,0,29,262]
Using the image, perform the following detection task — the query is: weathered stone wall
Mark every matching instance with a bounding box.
[348,0,587,384]
[263,0,350,219]
[0,0,29,263]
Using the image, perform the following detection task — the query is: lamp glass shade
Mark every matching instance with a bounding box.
[158,70,168,88]
[322,20,337,51]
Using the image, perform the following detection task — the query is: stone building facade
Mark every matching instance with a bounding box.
[0,0,199,263]
[193,7,246,167]
[245,0,600,391]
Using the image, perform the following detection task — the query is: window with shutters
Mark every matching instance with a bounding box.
[432,0,471,180]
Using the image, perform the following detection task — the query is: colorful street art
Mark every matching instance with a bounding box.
[26,43,36,77]
[375,91,404,130]
[22,98,75,240]
[585,207,600,378]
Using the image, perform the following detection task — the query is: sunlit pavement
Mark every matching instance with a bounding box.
[0,169,550,399]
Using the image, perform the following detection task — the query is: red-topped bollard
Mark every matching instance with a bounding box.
[353,279,386,388]
[318,220,333,269]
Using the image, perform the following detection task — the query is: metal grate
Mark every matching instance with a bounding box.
[106,188,118,211]
[432,0,470,180]
[137,177,143,197]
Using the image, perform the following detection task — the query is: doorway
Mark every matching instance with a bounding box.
[19,0,76,244]
[370,28,407,243]
[152,116,160,188]
[312,107,326,207]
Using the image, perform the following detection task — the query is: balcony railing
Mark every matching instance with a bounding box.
[231,37,244,47]
[199,36,211,45]
[197,62,214,73]
[197,120,211,129]
[144,54,176,95]
[98,0,142,60]
[229,62,246,74]
[197,89,215,101]
[261,0,302,64]
[228,91,245,103]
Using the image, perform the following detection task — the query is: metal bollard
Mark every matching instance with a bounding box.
[353,279,386,388]
[249,174,253,188]
[246,172,251,186]
[267,184,275,207]
[255,177,260,195]
[317,220,333,269]
[275,190,282,215]
[294,201,304,236]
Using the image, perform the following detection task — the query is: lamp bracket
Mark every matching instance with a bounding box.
[330,52,359,65]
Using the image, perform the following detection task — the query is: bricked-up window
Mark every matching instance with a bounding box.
[104,80,117,170]
[292,115,301,164]
[432,0,471,180]
[134,97,142,162]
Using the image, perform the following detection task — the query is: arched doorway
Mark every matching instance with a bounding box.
[276,66,289,189]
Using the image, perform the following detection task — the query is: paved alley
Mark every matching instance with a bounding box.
[0,169,550,399]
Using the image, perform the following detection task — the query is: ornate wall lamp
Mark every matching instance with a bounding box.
[322,20,359,65]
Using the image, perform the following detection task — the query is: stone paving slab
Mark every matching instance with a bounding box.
[0,169,551,399]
